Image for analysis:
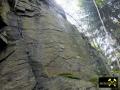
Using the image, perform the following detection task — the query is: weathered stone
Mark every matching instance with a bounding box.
[0,0,112,90]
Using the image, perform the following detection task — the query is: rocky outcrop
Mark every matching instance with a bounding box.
[0,0,111,90]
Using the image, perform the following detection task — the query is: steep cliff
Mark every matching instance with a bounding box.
[0,0,111,90]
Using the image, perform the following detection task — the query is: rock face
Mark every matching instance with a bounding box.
[0,0,111,90]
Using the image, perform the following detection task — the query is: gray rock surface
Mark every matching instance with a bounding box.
[0,0,112,90]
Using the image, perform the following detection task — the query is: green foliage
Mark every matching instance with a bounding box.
[89,76,98,85]
[58,73,80,80]
[78,0,83,7]
[90,41,102,53]
[112,69,120,74]
[95,0,106,7]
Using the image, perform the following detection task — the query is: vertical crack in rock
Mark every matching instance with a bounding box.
[0,38,7,52]
[0,17,7,52]
[17,15,23,38]
[25,41,47,90]
[8,0,16,9]
[0,17,7,29]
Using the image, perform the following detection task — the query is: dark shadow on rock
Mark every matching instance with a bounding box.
[0,16,7,29]
[0,38,7,52]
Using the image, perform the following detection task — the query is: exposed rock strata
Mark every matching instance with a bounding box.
[0,0,111,90]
